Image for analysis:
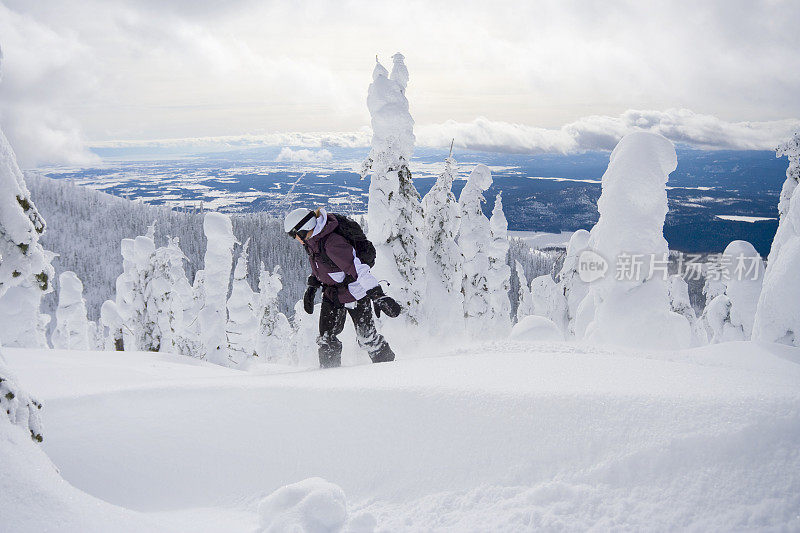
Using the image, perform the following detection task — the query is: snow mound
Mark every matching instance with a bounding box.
[510,315,563,342]
[258,477,363,533]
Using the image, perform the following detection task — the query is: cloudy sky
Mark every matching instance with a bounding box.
[1,0,799,166]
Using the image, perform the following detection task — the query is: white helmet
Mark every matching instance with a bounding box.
[284,208,316,237]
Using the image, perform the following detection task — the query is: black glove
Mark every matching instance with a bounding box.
[304,276,321,314]
[366,286,402,318]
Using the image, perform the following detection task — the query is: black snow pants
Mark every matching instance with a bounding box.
[317,296,395,368]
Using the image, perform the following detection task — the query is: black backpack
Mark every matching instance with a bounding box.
[319,213,376,268]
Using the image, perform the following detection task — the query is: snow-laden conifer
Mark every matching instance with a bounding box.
[0,49,54,347]
[487,192,512,335]
[255,263,292,363]
[668,275,707,346]
[98,300,124,351]
[421,153,463,335]
[0,44,45,437]
[753,136,800,345]
[701,241,763,343]
[197,212,236,365]
[362,54,426,325]
[112,238,138,350]
[289,300,320,368]
[0,351,43,442]
[775,131,800,221]
[458,164,495,337]
[556,230,591,337]
[51,271,91,350]
[579,132,691,349]
[514,261,534,322]
[227,239,258,364]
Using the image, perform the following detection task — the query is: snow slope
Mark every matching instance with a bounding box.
[5,342,800,531]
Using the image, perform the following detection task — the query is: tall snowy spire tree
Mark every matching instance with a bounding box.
[227,239,258,364]
[752,130,800,346]
[362,53,426,325]
[197,212,236,366]
[458,164,495,337]
[487,192,512,336]
[51,271,91,350]
[578,132,691,349]
[421,151,463,336]
[775,131,800,221]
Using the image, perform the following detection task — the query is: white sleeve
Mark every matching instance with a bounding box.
[347,251,379,300]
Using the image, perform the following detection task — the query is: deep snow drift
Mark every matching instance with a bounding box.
[4,340,800,531]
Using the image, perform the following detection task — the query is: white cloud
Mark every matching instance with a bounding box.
[417,110,800,153]
[275,147,334,163]
[92,109,800,156]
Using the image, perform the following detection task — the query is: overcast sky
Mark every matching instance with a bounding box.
[1,0,799,166]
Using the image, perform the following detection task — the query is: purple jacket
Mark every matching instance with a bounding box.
[304,210,379,305]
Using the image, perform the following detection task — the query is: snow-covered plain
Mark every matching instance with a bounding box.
[5,340,800,531]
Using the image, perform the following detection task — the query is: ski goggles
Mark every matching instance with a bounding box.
[287,211,316,240]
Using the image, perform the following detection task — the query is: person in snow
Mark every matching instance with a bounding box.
[285,207,401,368]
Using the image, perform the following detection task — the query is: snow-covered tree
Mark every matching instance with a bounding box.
[700,241,763,343]
[421,153,463,336]
[362,54,426,325]
[289,300,320,368]
[112,237,139,350]
[458,164,495,337]
[0,69,54,347]
[98,300,124,351]
[0,352,43,443]
[487,192,512,335]
[227,240,258,364]
[668,275,708,346]
[105,227,196,354]
[197,212,236,365]
[51,271,90,350]
[775,131,800,221]
[514,261,534,322]
[0,45,45,439]
[145,236,194,354]
[752,135,800,345]
[578,132,691,349]
[255,263,292,364]
[555,229,591,337]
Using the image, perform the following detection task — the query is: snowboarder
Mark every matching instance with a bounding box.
[285,207,402,368]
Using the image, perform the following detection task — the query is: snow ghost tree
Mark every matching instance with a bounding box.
[51,271,91,350]
[753,135,800,345]
[0,45,45,446]
[668,275,707,346]
[197,212,236,366]
[113,238,138,350]
[775,131,800,221]
[579,132,691,350]
[458,164,496,337]
[555,229,591,337]
[514,261,535,322]
[487,192,512,335]
[227,240,258,364]
[362,54,426,325]
[701,241,763,343]
[255,263,292,364]
[421,153,463,336]
[0,62,54,348]
[98,300,124,351]
[145,236,194,354]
